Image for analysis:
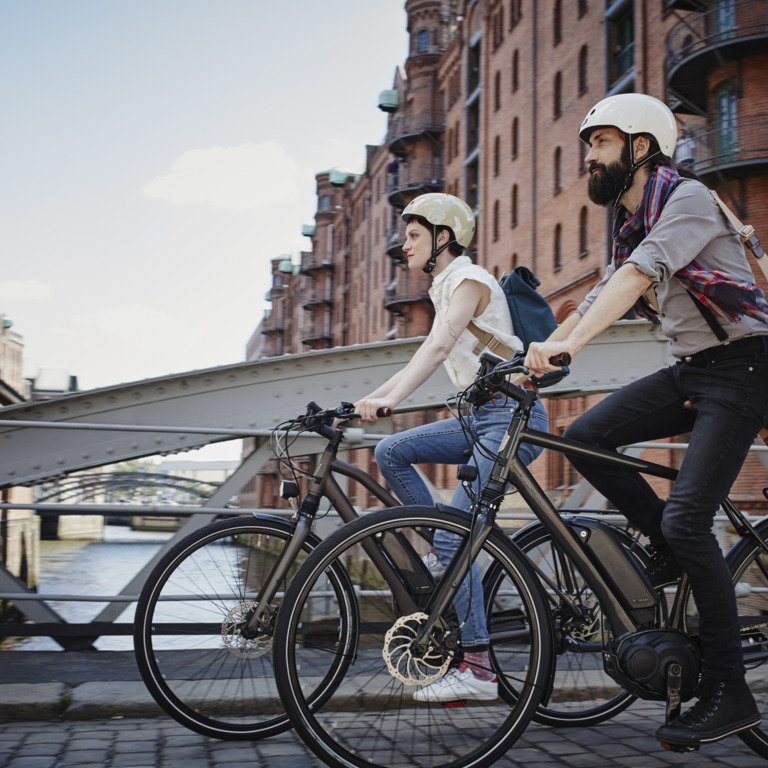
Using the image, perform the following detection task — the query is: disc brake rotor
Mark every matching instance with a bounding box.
[221,602,273,659]
[382,612,452,685]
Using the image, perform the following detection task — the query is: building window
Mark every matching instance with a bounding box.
[468,40,481,94]
[417,29,429,53]
[578,0,587,17]
[492,6,505,49]
[714,0,735,42]
[579,206,588,257]
[494,135,501,176]
[494,70,502,111]
[511,185,518,228]
[554,223,562,271]
[512,49,519,92]
[454,120,460,159]
[511,116,519,158]
[715,85,738,163]
[611,7,635,83]
[554,71,562,118]
[553,0,562,45]
[467,100,480,153]
[578,45,588,95]
[554,146,562,194]
[493,199,500,241]
[510,0,522,29]
[467,159,480,210]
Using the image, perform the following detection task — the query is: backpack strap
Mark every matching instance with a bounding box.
[466,320,515,359]
[709,189,767,266]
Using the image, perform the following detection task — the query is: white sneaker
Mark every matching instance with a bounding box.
[423,551,445,579]
[413,664,498,702]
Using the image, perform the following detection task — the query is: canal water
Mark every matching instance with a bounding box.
[4,525,173,651]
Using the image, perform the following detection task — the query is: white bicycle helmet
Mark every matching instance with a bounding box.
[579,93,677,157]
[401,193,476,273]
[402,193,476,248]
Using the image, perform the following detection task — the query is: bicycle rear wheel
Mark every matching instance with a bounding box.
[496,519,648,726]
[722,517,768,758]
[133,515,356,740]
[273,505,553,768]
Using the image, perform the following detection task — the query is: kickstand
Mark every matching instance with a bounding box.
[665,662,683,723]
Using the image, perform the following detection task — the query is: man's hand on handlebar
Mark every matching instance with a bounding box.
[525,342,573,377]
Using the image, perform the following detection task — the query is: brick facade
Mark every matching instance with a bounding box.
[245,0,768,514]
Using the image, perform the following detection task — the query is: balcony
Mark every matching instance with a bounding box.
[301,252,334,274]
[302,323,333,345]
[386,111,445,158]
[385,223,405,259]
[261,310,284,335]
[388,162,444,208]
[384,275,432,315]
[303,287,334,309]
[666,0,768,112]
[679,115,768,180]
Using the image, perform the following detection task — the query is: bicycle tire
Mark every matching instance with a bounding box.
[719,517,768,758]
[133,515,357,740]
[494,519,648,726]
[272,505,554,768]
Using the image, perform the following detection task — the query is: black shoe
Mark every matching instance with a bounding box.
[655,677,761,748]
[645,547,681,587]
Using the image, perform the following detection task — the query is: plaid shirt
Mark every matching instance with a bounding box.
[613,166,768,328]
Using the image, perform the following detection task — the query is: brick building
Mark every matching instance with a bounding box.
[243,0,768,513]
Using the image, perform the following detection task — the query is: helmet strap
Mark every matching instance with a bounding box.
[612,134,663,208]
[422,227,454,274]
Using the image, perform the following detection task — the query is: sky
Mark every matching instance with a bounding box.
[0,0,408,396]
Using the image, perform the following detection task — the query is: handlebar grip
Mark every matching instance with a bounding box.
[376,407,392,418]
[549,352,571,367]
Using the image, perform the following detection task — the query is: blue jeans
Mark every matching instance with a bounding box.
[564,335,768,680]
[375,397,548,648]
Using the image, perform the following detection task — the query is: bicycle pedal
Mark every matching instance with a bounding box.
[444,700,466,708]
[659,741,699,753]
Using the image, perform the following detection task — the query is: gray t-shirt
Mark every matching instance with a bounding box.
[578,180,768,357]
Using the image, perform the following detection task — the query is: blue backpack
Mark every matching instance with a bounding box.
[467,265,569,388]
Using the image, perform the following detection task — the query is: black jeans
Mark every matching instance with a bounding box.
[564,335,768,680]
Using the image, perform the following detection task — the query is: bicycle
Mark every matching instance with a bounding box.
[133,388,634,739]
[271,351,768,768]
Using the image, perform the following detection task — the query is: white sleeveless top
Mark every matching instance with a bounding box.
[429,255,522,389]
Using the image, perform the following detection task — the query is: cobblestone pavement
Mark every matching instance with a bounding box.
[1,700,766,768]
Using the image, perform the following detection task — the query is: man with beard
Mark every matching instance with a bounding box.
[525,93,768,750]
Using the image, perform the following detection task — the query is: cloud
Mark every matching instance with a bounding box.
[0,280,52,301]
[142,142,313,212]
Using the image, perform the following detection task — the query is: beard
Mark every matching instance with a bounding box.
[587,146,631,207]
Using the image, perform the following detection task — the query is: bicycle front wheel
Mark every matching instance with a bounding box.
[273,505,553,768]
[133,515,356,740]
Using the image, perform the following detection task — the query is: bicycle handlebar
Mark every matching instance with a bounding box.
[471,350,570,405]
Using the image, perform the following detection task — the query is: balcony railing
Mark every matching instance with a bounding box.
[387,162,444,208]
[666,1,768,109]
[385,223,406,259]
[261,310,284,334]
[303,287,334,308]
[301,324,333,344]
[301,252,334,274]
[679,115,768,179]
[387,110,445,157]
[384,275,433,314]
